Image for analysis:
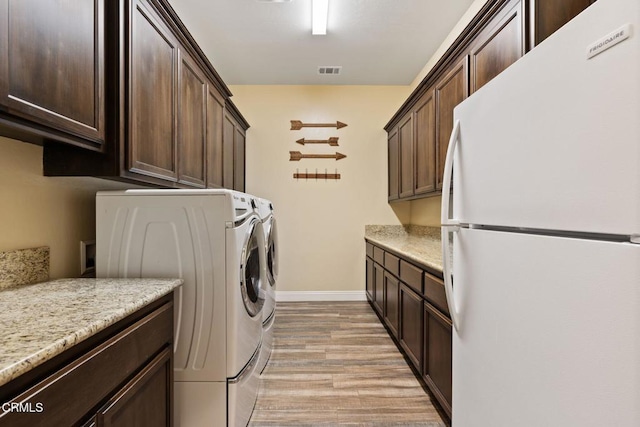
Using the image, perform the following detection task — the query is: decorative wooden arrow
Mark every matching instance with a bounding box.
[289,151,347,161]
[290,120,347,130]
[296,137,339,146]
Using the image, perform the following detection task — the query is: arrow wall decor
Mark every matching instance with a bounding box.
[296,137,339,146]
[290,120,347,130]
[289,151,346,161]
[294,171,341,180]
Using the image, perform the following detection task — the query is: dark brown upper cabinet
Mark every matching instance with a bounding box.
[42,0,242,189]
[128,0,179,182]
[387,128,400,201]
[435,56,469,191]
[470,0,524,94]
[384,0,595,202]
[178,51,208,188]
[223,99,249,193]
[529,0,597,48]
[207,87,225,188]
[0,0,105,149]
[398,113,414,199]
[413,89,437,196]
[234,127,246,192]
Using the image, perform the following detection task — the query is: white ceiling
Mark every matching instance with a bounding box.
[168,0,476,85]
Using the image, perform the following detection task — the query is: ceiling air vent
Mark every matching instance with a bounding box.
[318,66,342,76]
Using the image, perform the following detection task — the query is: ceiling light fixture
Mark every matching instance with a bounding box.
[312,0,328,35]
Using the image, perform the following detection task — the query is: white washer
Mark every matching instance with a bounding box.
[256,198,278,374]
[96,189,267,427]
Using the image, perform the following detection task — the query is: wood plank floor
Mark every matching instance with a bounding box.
[249,301,447,426]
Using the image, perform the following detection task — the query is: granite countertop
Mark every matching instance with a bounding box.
[365,225,444,274]
[0,278,182,387]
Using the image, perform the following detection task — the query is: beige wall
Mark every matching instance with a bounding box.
[0,136,132,278]
[408,0,490,226]
[409,0,490,91]
[229,85,411,293]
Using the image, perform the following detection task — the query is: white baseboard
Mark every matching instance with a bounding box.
[275,290,367,302]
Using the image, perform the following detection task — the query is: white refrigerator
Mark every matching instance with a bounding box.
[441,0,640,425]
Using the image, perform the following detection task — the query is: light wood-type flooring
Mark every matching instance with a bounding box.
[248,301,448,426]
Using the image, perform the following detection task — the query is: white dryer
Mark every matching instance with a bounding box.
[256,198,278,374]
[96,189,267,427]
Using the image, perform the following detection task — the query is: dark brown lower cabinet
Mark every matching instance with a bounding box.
[383,272,400,338]
[366,240,452,419]
[399,284,424,370]
[424,301,453,418]
[373,262,384,316]
[97,348,172,427]
[0,295,174,427]
[366,257,374,301]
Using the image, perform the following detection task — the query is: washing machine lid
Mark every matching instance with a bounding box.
[241,219,265,317]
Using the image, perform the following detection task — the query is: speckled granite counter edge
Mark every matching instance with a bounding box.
[365,225,444,275]
[0,278,182,387]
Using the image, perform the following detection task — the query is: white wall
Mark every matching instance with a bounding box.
[229,85,411,293]
[0,136,132,278]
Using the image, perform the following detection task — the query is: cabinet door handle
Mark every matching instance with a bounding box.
[441,120,461,332]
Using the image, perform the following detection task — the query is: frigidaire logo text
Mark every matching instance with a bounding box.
[589,29,626,55]
[2,402,44,413]
[587,24,632,59]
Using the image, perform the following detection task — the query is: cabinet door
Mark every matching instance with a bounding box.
[383,272,399,338]
[470,0,524,94]
[400,283,423,372]
[206,86,225,188]
[222,113,235,189]
[530,0,596,47]
[435,56,469,190]
[234,127,246,192]
[387,128,400,201]
[128,0,178,181]
[366,258,374,301]
[0,301,173,427]
[373,262,384,316]
[178,51,207,187]
[398,113,414,199]
[423,302,452,417]
[97,348,172,427]
[0,0,105,147]
[413,89,436,195]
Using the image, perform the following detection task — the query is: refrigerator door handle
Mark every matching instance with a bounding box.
[441,119,461,331]
[441,120,460,227]
[442,225,461,331]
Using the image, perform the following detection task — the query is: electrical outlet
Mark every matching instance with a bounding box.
[80,240,96,277]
